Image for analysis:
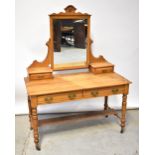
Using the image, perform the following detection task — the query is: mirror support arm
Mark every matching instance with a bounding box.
[27,38,52,69]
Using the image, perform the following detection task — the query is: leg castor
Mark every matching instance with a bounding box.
[105,115,108,118]
[120,127,124,134]
[35,143,41,151]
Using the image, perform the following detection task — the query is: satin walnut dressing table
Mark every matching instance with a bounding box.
[24,5,131,150]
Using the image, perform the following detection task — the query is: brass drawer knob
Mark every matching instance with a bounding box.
[112,88,119,94]
[68,93,76,100]
[91,90,99,97]
[44,96,53,102]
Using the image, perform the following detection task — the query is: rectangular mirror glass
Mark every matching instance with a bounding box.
[53,19,88,68]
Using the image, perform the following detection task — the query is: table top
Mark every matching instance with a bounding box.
[24,72,131,96]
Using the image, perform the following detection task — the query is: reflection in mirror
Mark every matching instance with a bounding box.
[53,19,87,65]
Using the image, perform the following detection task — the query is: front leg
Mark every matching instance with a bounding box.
[32,107,40,150]
[120,94,127,133]
[28,96,33,130]
[31,97,40,150]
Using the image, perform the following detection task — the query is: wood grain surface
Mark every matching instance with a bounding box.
[25,72,131,96]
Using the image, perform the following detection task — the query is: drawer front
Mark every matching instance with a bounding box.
[29,73,52,80]
[83,86,125,98]
[37,91,82,104]
[91,67,113,74]
[84,89,103,98]
[97,67,113,73]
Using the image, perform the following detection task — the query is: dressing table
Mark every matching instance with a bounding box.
[24,5,131,150]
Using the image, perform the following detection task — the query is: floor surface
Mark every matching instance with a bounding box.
[15,110,139,155]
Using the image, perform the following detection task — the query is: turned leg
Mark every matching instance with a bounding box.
[32,107,40,150]
[104,96,108,117]
[120,94,127,133]
[28,96,33,130]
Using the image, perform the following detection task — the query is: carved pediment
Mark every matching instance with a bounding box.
[64,5,76,13]
[49,5,90,16]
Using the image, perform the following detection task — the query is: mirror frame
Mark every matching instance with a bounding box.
[28,5,106,71]
[50,5,91,70]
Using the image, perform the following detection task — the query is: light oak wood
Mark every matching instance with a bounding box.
[29,73,53,80]
[89,62,114,74]
[38,108,118,126]
[36,84,127,105]
[37,91,82,104]
[27,96,33,129]
[28,67,53,74]
[25,72,130,96]
[83,86,126,99]
[50,5,91,70]
[90,66,114,74]
[28,39,52,69]
[31,97,40,150]
[90,62,114,68]
[24,5,132,150]
[54,61,88,70]
[27,5,111,73]
[120,94,127,133]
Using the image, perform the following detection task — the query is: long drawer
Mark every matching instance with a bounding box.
[83,86,125,98]
[37,91,83,104]
[37,85,128,104]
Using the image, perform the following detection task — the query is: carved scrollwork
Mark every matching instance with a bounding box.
[89,38,107,63]
[27,38,52,68]
[49,5,90,16]
[64,5,77,13]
